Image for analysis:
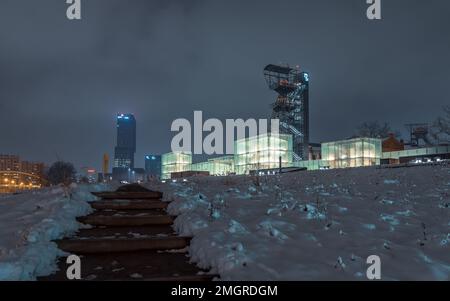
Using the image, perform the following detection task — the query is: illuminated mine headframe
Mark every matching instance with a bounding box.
[264,64,309,161]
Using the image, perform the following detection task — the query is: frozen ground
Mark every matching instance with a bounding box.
[150,164,450,281]
[0,183,109,280]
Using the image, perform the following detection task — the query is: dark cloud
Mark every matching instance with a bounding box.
[1,0,449,170]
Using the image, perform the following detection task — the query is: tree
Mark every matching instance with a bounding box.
[431,106,450,143]
[46,161,76,186]
[355,121,399,139]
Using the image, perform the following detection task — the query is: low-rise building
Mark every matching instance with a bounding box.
[0,155,45,193]
[161,152,192,180]
[321,137,382,169]
[191,156,235,176]
[382,145,450,164]
[0,155,20,171]
[234,133,293,175]
[159,135,450,179]
[145,155,162,179]
[294,137,382,170]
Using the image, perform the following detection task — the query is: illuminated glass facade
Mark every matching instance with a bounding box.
[159,138,391,179]
[209,156,235,175]
[382,145,450,162]
[191,156,235,176]
[294,159,327,170]
[234,133,293,175]
[161,152,192,179]
[321,138,381,169]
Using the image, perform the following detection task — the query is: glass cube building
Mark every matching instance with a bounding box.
[159,137,389,179]
[321,138,382,169]
[161,152,192,179]
[234,133,293,175]
[294,159,328,170]
[191,156,235,176]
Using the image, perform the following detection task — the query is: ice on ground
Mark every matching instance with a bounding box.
[228,220,249,235]
[384,179,400,185]
[363,224,377,230]
[148,163,450,281]
[0,183,110,280]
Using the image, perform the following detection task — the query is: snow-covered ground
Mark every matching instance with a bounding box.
[0,183,109,280]
[1,165,448,281]
[150,164,450,281]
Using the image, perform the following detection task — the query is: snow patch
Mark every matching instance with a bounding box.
[0,183,109,280]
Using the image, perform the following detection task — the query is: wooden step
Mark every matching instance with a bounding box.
[77,215,174,227]
[91,191,163,200]
[134,275,218,281]
[57,237,191,254]
[87,209,165,217]
[38,251,211,281]
[76,225,176,239]
[91,200,168,210]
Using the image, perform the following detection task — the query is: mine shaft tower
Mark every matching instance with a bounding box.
[264,64,309,161]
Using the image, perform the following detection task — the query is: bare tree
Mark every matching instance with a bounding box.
[46,161,76,186]
[431,106,450,143]
[355,121,399,139]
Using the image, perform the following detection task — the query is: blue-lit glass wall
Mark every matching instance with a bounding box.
[145,155,162,178]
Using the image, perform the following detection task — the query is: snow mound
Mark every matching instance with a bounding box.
[147,164,450,280]
[0,183,109,280]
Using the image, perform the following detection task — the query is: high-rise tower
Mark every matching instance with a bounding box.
[264,64,309,161]
[114,113,136,168]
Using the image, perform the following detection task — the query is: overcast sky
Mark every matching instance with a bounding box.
[1,0,449,170]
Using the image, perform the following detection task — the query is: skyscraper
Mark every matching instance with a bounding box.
[114,113,136,169]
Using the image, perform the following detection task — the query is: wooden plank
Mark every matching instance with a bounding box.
[91,191,163,200]
[77,215,175,226]
[90,200,168,210]
[132,275,218,281]
[57,237,191,254]
[75,225,176,239]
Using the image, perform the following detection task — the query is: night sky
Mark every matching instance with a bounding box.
[1,0,449,170]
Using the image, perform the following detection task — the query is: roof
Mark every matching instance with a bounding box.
[264,64,293,75]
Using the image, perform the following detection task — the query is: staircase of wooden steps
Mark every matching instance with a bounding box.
[39,184,217,281]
